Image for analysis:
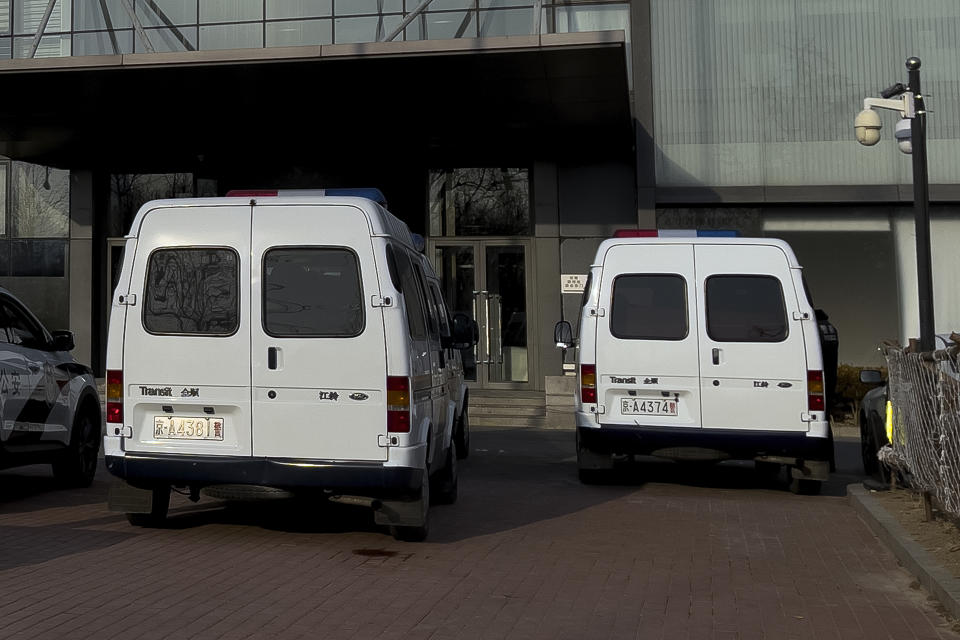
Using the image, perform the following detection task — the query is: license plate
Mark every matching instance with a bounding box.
[620,398,678,416]
[154,416,224,440]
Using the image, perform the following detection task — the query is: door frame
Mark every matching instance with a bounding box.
[428,237,539,391]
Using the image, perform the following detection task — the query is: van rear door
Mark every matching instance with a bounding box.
[123,205,252,456]
[695,244,809,431]
[250,203,388,461]
[594,243,702,428]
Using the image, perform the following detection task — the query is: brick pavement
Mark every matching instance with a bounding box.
[0,428,957,640]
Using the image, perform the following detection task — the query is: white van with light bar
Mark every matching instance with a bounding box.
[555,230,832,494]
[104,188,475,541]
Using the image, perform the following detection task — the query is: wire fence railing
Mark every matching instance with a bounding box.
[880,334,960,517]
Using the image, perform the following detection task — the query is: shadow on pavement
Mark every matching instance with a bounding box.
[0,465,109,514]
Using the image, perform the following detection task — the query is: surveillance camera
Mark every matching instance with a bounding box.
[880,82,907,99]
[895,118,912,154]
[855,108,882,146]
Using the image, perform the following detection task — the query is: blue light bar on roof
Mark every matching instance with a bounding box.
[322,188,388,207]
[696,230,739,237]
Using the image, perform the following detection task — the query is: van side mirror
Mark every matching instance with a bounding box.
[859,369,884,385]
[554,321,575,350]
[50,330,75,352]
[451,313,478,349]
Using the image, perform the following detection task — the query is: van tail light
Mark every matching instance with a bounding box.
[807,370,825,411]
[387,376,410,433]
[106,369,123,424]
[581,364,597,403]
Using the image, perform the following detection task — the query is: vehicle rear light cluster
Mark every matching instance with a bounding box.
[580,364,597,404]
[387,376,411,433]
[225,189,279,197]
[106,369,123,425]
[807,370,825,411]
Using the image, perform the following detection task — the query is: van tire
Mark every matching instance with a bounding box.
[52,405,101,488]
[126,487,171,527]
[789,478,822,495]
[576,431,611,484]
[391,478,430,542]
[432,441,458,505]
[454,407,470,460]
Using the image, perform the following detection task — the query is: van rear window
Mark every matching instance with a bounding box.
[705,275,787,342]
[610,274,688,340]
[143,248,239,335]
[263,248,364,337]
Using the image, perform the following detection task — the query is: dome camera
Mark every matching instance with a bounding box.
[894,118,912,154]
[855,109,882,145]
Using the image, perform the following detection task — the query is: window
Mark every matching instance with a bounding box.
[705,275,787,342]
[610,274,688,340]
[144,248,239,335]
[263,247,363,337]
[428,168,531,236]
[428,282,451,339]
[0,297,48,349]
[396,250,427,340]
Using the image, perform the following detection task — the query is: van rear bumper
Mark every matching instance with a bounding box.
[579,425,831,461]
[105,453,423,499]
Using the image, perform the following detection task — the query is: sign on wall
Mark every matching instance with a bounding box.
[561,274,587,293]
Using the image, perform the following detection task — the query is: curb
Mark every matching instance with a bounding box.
[848,483,960,620]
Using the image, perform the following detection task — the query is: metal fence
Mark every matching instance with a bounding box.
[881,335,960,516]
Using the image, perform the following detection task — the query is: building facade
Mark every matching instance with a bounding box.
[0,0,958,389]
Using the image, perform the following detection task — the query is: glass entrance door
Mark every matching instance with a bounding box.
[431,239,533,389]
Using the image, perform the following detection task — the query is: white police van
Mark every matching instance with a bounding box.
[556,231,831,494]
[104,188,473,540]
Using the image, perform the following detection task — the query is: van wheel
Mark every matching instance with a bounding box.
[391,478,430,542]
[432,441,458,505]
[789,478,822,495]
[454,408,470,460]
[126,487,171,527]
[576,431,610,485]
[52,407,101,488]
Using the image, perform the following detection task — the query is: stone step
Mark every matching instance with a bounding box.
[471,415,548,428]
[472,404,545,417]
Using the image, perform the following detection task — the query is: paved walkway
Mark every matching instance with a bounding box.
[0,428,956,639]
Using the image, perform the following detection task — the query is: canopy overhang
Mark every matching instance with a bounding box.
[0,31,632,172]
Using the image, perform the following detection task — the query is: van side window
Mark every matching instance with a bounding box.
[384,243,403,292]
[705,275,787,342]
[610,274,688,340]
[428,282,452,339]
[396,251,428,340]
[263,248,364,337]
[415,265,441,339]
[144,248,239,335]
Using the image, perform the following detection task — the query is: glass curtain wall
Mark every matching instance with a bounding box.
[0,0,629,57]
[0,157,70,331]
[650,0,960,187]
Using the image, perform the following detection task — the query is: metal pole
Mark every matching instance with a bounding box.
[907,56,935,352]
[27,0,58,59]
[381,0,435,42]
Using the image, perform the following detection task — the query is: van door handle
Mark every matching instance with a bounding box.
[268,347,278,370]
[712,348,720,365]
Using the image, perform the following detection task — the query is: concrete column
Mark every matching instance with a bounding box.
[632,0,657,228]
[69,170,94,368]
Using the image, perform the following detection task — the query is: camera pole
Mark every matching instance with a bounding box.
[906,57,935,352]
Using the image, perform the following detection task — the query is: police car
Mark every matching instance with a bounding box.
[0,287,102,486]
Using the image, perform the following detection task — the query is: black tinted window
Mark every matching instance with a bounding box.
[396,252,428,340]
[144,248,239,335]
[706,275,788,342]
[610,275,688,340]
[0,299,47,348]
[263,248,364,337]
